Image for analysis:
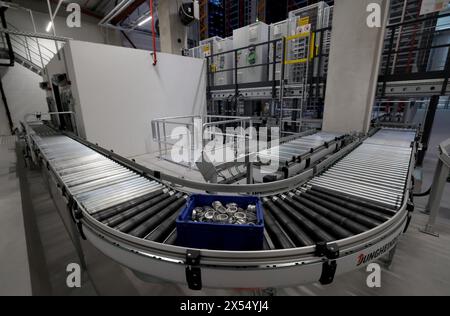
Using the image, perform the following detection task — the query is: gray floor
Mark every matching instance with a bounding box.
[0,110,449,296]
[0,135,31,296]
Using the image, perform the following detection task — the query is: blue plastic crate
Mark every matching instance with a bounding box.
[176,194,264,251]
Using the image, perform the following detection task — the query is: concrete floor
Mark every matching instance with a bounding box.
[0,110,449,296]
[0,136,31,295]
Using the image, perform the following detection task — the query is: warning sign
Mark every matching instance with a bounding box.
[202,44,211,57]
[297,16,310,27]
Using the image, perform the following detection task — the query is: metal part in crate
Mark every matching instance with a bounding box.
[24,122,417,290]
[176,195,264,251]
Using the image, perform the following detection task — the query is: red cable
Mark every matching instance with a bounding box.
[150,0,157,65]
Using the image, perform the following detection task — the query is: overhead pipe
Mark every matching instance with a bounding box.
[98,0,134,25]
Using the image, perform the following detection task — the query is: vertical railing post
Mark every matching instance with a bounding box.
[24,36,31,61]
[157,122,162,159]
[316,28,324,114]
[29,10,45,71]
[272,40,277,98]
[187,122,192,169]
[162,120,168,159]
[234,49,239,115]
[279,37,287,135]
[206,55,211,114]
[382,27,396,98]
[266,24,271,82]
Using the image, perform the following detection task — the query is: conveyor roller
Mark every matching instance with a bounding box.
[25,124,416,289]
[308,128,415,209]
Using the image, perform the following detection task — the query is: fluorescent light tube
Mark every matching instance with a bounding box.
[138,16,152,27]
[46,21,53,33]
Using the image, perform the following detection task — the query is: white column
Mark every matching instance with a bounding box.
[322,0,390,134]
[158,0,187,55]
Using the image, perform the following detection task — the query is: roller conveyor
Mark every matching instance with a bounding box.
[308,128,416,209]
[262,185,395,251]
[258,131,344,165]
[28,124,190,247]
[33,129,166,216]
[25,123,417,289]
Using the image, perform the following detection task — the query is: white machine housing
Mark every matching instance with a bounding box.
[188,46,202,58]
[233,21,269,84]
[199,36,223,58]
[213,37,234,86]
[285,1,329,83]
[288,1,329,35]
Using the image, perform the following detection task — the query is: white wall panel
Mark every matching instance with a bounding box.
[47,41,206,158]
[0,65,47,132]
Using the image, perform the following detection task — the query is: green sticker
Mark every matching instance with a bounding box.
[248,51,257,65]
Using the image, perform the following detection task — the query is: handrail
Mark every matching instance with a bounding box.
[380,10,450,96]
[6,26,57,56]
[9,34,57,56]
[0,28,70,41]
[9,36,52,60]
[0,20,67,71]
[387,11,450,29]
[10,45,50,67]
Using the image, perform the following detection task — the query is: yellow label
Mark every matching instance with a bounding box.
[202,44,210,54]
[298,16,310,26]
[310,32,316,60]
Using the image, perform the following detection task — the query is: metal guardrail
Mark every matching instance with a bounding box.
[380,11,450,97]
[0,22,68,73]
[151,115,254,169]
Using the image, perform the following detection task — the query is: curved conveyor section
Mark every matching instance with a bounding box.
[26,124,417,289]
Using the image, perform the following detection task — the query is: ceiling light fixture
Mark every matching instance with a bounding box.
[138,16,152,27]
[46,21,53,33]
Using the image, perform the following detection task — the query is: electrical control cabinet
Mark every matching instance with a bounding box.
[269,20,288,81]
[285,1,329,84]
[188,46,202,58]
[213,37,234,86]
[288,1,329,34]
[233,22,269,84]
[199,36,223,58]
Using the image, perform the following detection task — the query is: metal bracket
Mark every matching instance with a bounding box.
[185,249,202,290]
[315,242,339,259]
[407,200,414,213]
[319,261,337,285]
[61,186,67,198]
[67,197,76,222]
[73,208,86,240]
[404,201,414,233]
[305,158,311,169]
[316,242,339,285]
